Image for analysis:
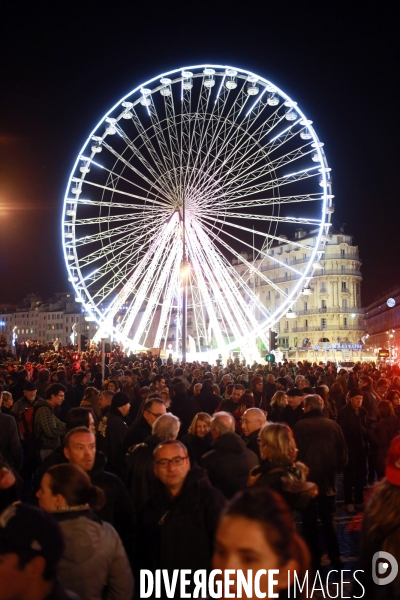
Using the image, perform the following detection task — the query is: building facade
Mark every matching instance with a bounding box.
[364,286,400,363]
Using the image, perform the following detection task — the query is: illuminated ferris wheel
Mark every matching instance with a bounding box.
[62,64,333,358]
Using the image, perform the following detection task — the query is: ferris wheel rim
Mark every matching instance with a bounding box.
[62,63,332,355]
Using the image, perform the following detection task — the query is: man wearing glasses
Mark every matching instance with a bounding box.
[33,383,66,461]
[136,440,225,590]
[123,397,166,451]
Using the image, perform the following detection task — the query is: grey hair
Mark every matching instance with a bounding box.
[0,391,12,407]
[152,413,181,440]
[211,411,235,434]
[303,394,323,411]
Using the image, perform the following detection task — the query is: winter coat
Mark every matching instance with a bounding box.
[280,403,304,429]
[368,415,400,476]
[361,386,380,422]
[123,416,152,453]
[137,466,225,576]
[181,432,212,465]
[197,389,220,415]
[329,391,346,414]
[249,458,315,511]
[54,510,133,600]
[96,406,128,476]
[201,432,259,498]
[0,412,23,471]
[337,404,370,462]
[124,434,162,518]
[244,429,261,459]
[293,409,348,496]
[169,393,201,438]
[33,399,66,450]
[268,404,286,423]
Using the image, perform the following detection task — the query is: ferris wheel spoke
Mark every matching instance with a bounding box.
[75,198,168,211]
[74,211,167,226]
[70,216,165,248]
[74,177,173,207]
[190,222,252,340]
[146,96,180,195]
[215,167,320,202]
[153,257,181,347]
[129,107,177,191]
[131,238,181,346]
[99,140,173,204]
[120,222,181,338]
[83,220,166,301]
[222,142,315,193]
[162,85,183,198]
[217,193,322,209]
[197,212,312,252]
[201,209,322,228]
[185,228,228,349]
[113,124,173,200]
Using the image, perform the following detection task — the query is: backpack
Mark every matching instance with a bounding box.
[17,407,35,440]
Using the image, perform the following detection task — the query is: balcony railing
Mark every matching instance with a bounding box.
[295,307,364,316]
[290,325,363,332]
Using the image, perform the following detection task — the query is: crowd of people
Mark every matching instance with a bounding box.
[0,346,400,599]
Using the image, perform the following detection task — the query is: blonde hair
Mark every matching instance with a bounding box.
[270,391,287,408]
[258,422,297,462]
[188,412,212,435]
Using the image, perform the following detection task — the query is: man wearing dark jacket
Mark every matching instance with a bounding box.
[124,414,180,519]
[0,406,23,472]
[241,408,266,459]
[123,397,166,452]
[33,384,66,461]
[294,394,348,571]
[337,388,370,513]
[201,412,259,498]
[280,388,304,429]
[96,391,130,476]
[137,440,225,596]
[62,427,135,560]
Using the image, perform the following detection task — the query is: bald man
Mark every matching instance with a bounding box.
[241,408,267,458]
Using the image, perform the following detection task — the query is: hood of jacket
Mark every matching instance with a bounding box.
[211,432,246,454]
[34,398,53,411]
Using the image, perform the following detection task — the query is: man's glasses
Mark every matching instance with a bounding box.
[154,456,188,468]
[147,411,165,418]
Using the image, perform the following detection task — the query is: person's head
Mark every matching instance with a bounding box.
[303,394,324,413]
[251,376,263,393]
[258,422,297,462]
[286,388,304,409]
[0,504,65,599]
[270,391,288,408]
[275,377,287,391]
[266,374,275,385]
[153,374,166,388]
[37,369,50,383]
[193,383,202,395]
[314,386,328,403]
[210,412,235,440]
[358,375,373,389]
[63,427,96,472]
[105,379,118,392]
[153,440,190,496]
[110,392,130,417]
[75,371,87,386]
[45,384,66,408]
[231,384,245,403]
[82,386,100,402]
[331,381,343,394]
[299,379,310,389]
[23,381,37,403]
[377,378,390,394]
[224,383,234,398]
[213,488,309,598]
[142,398,167,426]
[377,400,394,419]
[241,408,266,437]
[347,387,363,410]
[37,464,104,512]
[387,389,400,407]
[65,407,95,434]
[98,390,114,410]
[152,414,180,440]
[0,391,13,409]
[187,412,212,438]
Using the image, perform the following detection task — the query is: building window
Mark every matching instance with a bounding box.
[321,300,327,309]
[342,299,348,309]
[343,317,348,327]
[321,318,327,329]
[305,319,308,329]
[304,302,308,311]
[341,281,346,291]
[341,249,346,258]
[341,265,345,273]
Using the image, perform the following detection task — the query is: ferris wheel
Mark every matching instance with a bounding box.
[62,64,333,359]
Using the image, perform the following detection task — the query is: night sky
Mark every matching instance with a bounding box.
[1,1,398,306]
